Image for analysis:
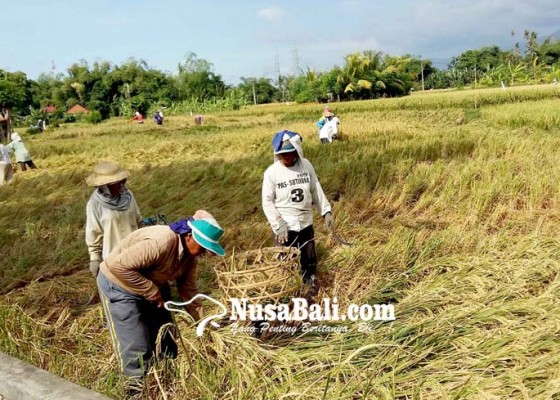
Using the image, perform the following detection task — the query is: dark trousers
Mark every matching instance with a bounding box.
[320,138,329,144]
[275,224,317,278]
[97,272,177,377]
[19,160,37,171]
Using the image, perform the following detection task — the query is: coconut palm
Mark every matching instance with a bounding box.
[336,51,384,99]
[336,51,414,99]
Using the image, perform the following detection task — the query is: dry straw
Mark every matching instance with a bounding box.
[215,247,303,304]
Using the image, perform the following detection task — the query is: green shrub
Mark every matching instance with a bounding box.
[26,126,42,135]
[63,114,76,123]
[84,110,102,124]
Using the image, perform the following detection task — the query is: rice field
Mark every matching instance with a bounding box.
[2,84,560,399]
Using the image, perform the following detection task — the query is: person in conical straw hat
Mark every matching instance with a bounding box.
[316,106,337,143]
[85,161,142,277]
[96,209,225,396]
[262,130,334,288]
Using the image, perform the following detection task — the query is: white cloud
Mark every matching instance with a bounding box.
[253,0,560,75]
[408,0,560,39]
[258,6,285,22]
[366,0,560,63]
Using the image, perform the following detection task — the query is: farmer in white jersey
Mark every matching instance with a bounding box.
[262,130,334,288]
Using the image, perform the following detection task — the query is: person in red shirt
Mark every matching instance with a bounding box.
[131,111,144,124]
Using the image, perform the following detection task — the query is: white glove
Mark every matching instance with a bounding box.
[324,212,334,230]
[89,260,100,277]
[275,220,288,244]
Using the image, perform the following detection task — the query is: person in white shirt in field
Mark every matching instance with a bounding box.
[316,107,340,144]
[262,130,333,288]
[85,161,142,277]
[6,132,37,170]
[0,143,14,185]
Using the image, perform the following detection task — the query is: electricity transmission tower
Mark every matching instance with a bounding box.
[292,45,300,75]
[274,54,285,102]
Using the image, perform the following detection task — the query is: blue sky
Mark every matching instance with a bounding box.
[2,0,559,84]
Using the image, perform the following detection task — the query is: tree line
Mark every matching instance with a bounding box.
[1,30,559,126]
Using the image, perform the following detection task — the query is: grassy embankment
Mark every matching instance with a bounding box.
[2,85,560,398]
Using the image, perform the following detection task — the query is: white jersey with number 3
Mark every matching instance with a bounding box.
[262,158,331,233]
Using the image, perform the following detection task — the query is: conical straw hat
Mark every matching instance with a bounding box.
[86,161,130,186]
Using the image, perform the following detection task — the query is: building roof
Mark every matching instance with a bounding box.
[67,104,89,114]
[42,105,56,113]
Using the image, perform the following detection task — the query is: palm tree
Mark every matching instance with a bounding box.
[336,51,384,98]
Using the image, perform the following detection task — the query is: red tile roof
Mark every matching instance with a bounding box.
[67,104,89,114]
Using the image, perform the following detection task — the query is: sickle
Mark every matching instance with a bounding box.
[331,231,353,246]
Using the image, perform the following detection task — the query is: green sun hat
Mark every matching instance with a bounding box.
[187,218,225,256]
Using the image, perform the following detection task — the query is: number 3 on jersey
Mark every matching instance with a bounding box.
[290,188,304,203]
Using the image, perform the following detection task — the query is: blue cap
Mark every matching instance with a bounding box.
[187,219,225,256]
[272,130,301,154]
[275,140,296,154]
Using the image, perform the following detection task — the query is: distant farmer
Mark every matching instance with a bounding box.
[154,110,164,125]
[316,107,338,144]
[131,111,144,124]
[262,130,333,288]
[85,161,142,277]
[96,210,225,396]
[6,133,37,171]
[37,119,46,132]
[0,143,14,185]
[0,108,9,141]
[194,115,204,125]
